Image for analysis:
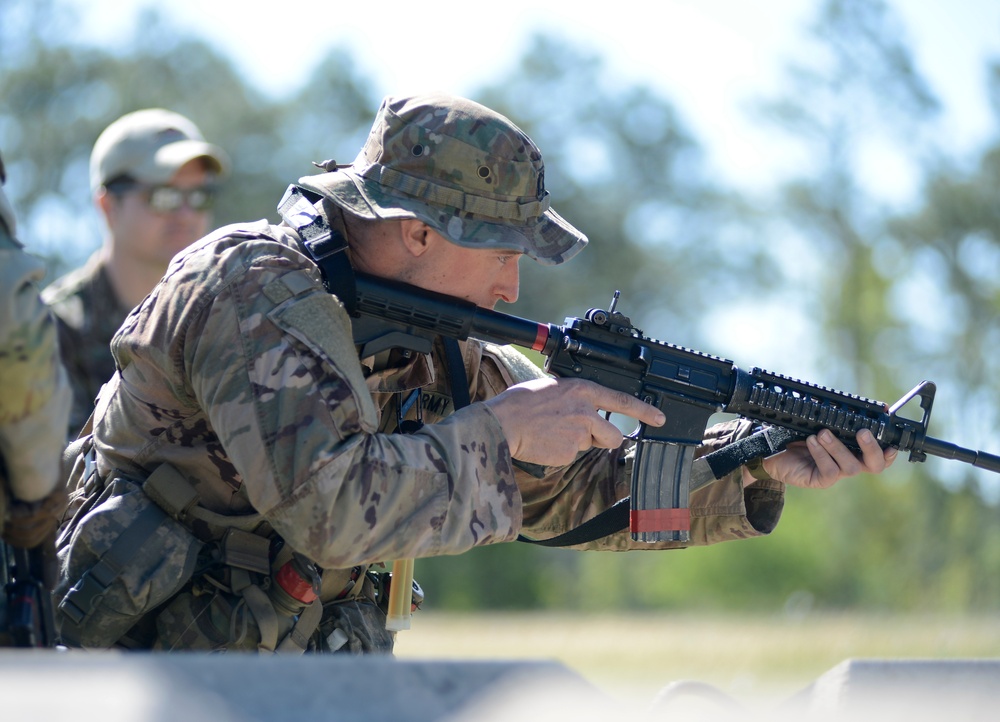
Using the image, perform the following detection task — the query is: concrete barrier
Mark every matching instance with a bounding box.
[780,658,1000,721]
[0,651,607,722]
[3,652,998,721]
[645,658,1000,721]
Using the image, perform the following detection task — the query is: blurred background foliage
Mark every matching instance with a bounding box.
[2,0,999,614]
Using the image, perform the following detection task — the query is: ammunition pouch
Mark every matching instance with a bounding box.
[151,535,324,653]
[54,470,203,649]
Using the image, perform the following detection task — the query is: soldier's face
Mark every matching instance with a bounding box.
[102,159,214,270]
[408,228,522,309]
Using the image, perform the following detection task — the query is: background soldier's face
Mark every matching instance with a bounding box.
[102,159,215,269]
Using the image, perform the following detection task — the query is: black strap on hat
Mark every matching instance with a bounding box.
[277,184,356,311]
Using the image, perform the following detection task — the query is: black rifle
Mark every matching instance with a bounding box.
[346,271,1000,544]
[0,539,56,647]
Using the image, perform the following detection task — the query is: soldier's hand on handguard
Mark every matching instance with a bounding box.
[744,428,897,490]
[485,377,665,467]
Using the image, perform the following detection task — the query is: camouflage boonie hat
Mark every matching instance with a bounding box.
[297,93,588,265]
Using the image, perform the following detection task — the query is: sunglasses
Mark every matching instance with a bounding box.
[144,185,217,213]
[107,180,217,213]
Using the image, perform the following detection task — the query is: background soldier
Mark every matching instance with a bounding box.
[0,152,72,646]
[43,109,229,437]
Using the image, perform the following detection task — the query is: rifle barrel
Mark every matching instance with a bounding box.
[922,437,1000,473]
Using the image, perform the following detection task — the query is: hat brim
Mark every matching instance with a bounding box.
[298,169,587,266]
[132,140,231,186]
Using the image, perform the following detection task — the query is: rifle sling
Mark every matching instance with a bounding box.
[442,337,471,411]
[277,185,356,310]
[517,497,631,547]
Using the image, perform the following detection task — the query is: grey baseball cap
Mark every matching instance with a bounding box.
[89,108,230,193]
[297,93,588,266]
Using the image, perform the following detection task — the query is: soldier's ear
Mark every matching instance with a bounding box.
[95,188,117,220]
[399,219,432,258]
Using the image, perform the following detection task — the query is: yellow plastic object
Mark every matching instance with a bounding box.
[385,558,414,631]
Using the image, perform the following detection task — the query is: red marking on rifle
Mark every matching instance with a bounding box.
[531,324,549,352]
[630,508,691,532]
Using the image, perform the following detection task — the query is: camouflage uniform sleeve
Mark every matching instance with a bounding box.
[182,260,521,569]
[0,237,72,503]
[478,345,785,550]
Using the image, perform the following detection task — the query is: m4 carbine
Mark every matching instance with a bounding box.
[346,272,1000,544]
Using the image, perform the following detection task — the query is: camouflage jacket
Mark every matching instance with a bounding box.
[78,217,784,583]
[43,252,133,439]
[0,231,72,509]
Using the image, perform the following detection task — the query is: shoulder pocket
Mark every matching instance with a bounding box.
[269,290,378,430]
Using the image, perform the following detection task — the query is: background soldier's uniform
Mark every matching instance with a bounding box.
[43,254,133,439]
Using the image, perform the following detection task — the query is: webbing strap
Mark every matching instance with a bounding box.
[276,599,323,653]
[442,337,471,411]
[143,463,264,540]
[701,426,801,480]
[238,579,280,653]
[231,572,322,654]
[277,184,356,310]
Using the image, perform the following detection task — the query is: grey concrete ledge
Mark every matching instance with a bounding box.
[3,652,999,721]
[0,651,606,722]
